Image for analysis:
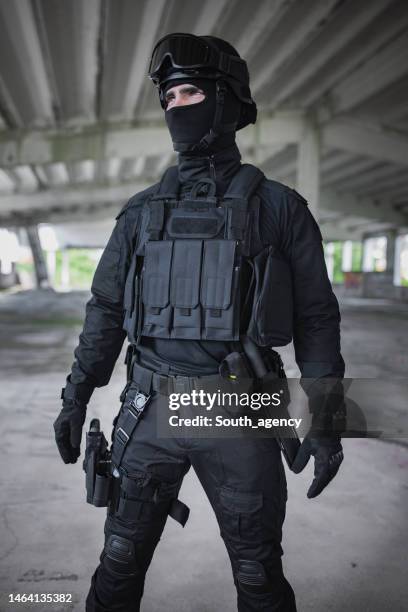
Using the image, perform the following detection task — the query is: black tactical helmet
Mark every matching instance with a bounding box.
[148,33,257,132]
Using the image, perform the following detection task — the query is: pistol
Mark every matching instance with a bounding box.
[83,419,112,507]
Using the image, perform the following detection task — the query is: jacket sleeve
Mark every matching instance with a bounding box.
[280,191,345,383]
[63,206,139,403]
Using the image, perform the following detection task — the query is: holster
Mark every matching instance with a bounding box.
[83,419,112,507]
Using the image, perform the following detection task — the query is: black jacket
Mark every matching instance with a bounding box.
[67,144,344,401]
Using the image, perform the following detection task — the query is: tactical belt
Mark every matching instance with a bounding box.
[132,362,260,396]
[130,355,284,397]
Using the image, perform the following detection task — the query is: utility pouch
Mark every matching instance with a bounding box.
[170,240,203,339]
[83,419,112,507]
[201,240,239,340]
[219,351,253,381]
[141,241,173,337]
[247,246,293,347]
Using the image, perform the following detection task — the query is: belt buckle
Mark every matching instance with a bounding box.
[129,392,150,414]
[116,427,130,445]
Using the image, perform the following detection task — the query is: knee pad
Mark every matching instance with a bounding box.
[236,560,268,593]
[236,559,290,607]
[103,534,137,577]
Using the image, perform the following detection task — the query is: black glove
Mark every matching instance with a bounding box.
[54,400,87,464]
[292,435,343,498]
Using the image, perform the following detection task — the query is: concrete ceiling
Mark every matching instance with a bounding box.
[0,0,408,244]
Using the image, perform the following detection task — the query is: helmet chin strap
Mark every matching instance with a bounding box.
[190,80,237,153]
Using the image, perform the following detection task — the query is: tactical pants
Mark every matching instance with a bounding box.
[86,392,297,612]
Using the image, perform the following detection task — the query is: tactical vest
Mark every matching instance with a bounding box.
[122,164,294,348]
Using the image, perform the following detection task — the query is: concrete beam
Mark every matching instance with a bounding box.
[251,0,339,97]
[0,0,54,127]
[0,200,123,228]
[0,124,172,167]
[0,180,149,214]
[329,29,408,114]
[26,225,49,288]
[237,111,305,154]
[320,188,408,225]
[300,0,408,107]
[32,0,100,124]
[321,224,371,242]
[269,0,391,108]
[0,112,305,168]
[322,119,408,167]
[192,0,232,36]
[320,217,404,242]
[321,158,378,187]
[123,0,167,118]
[233,0,288,61]
[2,175,407,230]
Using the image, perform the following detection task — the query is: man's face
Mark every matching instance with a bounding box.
[164,83,205,110]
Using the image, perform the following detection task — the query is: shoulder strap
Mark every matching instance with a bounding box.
[152,165,180,199]
[142,165,180,240]
[222,164,264,244]
[223,163,264,201]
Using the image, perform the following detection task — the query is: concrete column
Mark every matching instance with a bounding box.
[26,226,49,288]
[386,229,396,276]
[61,249,70,290]
[342,240,353,272]
[297,119,320,217]
[393,235,402,287]
[47,251,56,286]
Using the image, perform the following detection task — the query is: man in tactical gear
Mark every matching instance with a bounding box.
[54,33,345,611]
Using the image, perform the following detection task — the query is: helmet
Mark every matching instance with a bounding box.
[148,33,257,135]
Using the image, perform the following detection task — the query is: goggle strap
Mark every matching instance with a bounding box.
[191,79,238,152]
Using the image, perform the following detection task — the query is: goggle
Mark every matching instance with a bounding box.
[148,33,247,85]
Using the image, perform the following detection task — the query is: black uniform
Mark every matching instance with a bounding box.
[69,143,344,387]
[62,143,344,612]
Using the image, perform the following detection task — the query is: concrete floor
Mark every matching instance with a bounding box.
[0,289,407,612]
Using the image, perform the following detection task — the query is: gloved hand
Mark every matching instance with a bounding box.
[292,435,343,498]
[54,400,87,464]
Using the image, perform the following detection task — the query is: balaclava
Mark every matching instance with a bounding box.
[164,76,242,155]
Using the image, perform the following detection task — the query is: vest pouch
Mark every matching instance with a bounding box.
[170,240,203,339]
[201,240,239,341]
[247,247,293,347]
[141,241,173,338]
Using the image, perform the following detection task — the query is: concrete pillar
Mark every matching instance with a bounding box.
[342,240,353,272]
[362,230,397,298]
[26,226,49,288]
[61,249,70,290]
[47,251,56,285]
[296,119,320,217]
[393,234,405,287]
[385,229,396,276]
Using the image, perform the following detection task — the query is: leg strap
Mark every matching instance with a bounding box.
[168,499,190,527]
[111,386,151,470]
